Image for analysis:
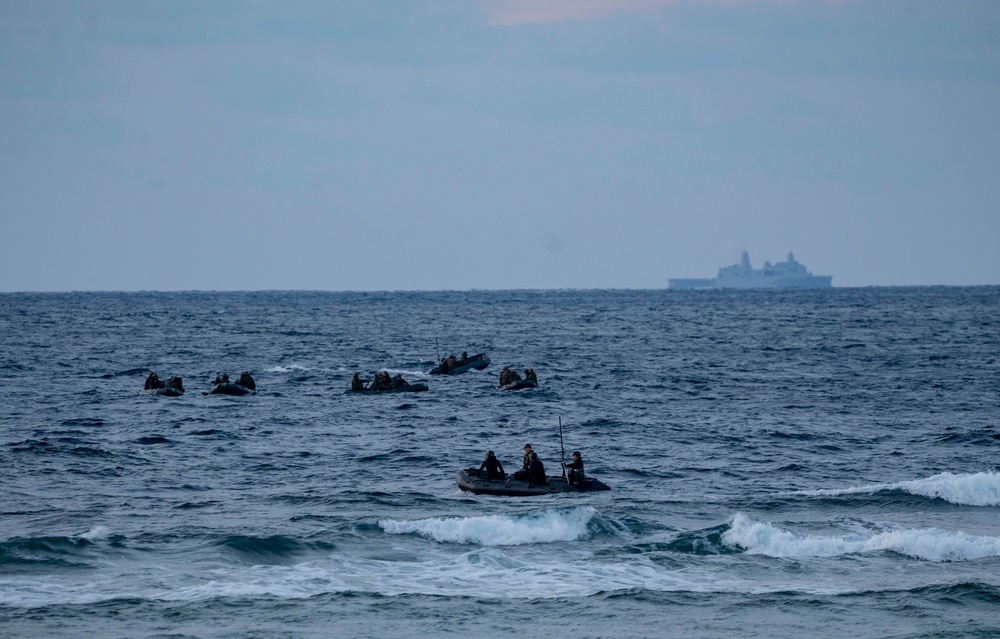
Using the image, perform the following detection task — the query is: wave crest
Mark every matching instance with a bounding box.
[723,513,1000,562]
[379,506,613,546]
[791,472,1000,506]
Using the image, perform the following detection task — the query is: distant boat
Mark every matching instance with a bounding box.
[669,250,832,289]
[429,353,491,375]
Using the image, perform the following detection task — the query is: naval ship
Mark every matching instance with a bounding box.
[669,250,832,289]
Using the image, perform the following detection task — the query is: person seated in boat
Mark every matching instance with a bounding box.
[526,452,547,488]
[565,451,585,488]
[371,371,391,391]
[237,371,256,390]
[513,443,533,480]
[390,374,408,389]
[144,371,163,390]
[478,450,505,480]
[351,372,367,391]
[446,354,458,371]
[165,376,184,392]
[212,373,230,386]
[501,367,522,387]
[439,357,450,373]
[459,352,469,365]
[524,368,537,383]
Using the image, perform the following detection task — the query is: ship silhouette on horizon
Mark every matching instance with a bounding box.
[669,250,832,289]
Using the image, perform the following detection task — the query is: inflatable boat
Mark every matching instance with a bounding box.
[455,468,610,496]
[206,382,256,396]
[499,379,538,391]
[429,354,491,375]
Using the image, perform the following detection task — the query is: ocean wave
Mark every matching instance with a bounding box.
[265,365,311,373]
[722,513,1000,562]
[790,471,1000,506]
[379,506,618,546]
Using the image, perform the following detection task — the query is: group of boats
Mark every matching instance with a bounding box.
[345,352,537,394]
[139,371,257,397]
[139,349,609,497]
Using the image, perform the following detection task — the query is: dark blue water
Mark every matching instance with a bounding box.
[2,288,999,638]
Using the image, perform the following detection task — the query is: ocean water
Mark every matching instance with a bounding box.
[1,288,999,639]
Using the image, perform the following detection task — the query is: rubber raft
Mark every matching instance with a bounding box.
[429,354,491,375]
[344,382,429,394]
[499,379,538,391]
[206,383,256,396]
[456,468,610,496]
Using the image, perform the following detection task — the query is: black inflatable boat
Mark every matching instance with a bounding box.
[345,382,429,394]
[455,468,610,496]
[499,379,538,391]
[206,382,256,396]
[429,354,491,375]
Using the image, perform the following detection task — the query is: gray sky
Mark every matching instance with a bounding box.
[2,0,999,291]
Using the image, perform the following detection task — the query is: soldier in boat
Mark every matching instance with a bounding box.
[351,372,368,391]
[524,368,537,383]
[390,373,408,389]
[565,451,585,488]
[478,450,505,480]
[525,452,548,488]
[144,371,164,390]
[236,371,256,390]
[513,443,533,480]
[370,371,391,391]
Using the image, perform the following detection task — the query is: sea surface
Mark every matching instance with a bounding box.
[1,288,999,638]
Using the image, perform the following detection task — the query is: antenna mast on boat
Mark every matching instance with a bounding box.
[558,417,567,480]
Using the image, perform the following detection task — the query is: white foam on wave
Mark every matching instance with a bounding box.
[265,364,312,373]
[0,548,692,607]
[723,513,1000,562]
[790,471,1000,506]
[79,526,110,542]
[379,506,600,546]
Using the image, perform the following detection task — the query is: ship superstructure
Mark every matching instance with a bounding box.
[669,250,832,289]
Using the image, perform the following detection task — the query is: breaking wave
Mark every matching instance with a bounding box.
[379,506,617,546]
[789,471,1000,506]
[722,513,1000,562]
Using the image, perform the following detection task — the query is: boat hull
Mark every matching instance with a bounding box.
[429,354,491,375]
[207,383,255,396]
[456,468,610,496]
[499,379,538,391]
[140,388,184,397]
[345,382,429,394]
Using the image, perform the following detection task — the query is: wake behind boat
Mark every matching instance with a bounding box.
[456,468,610,496]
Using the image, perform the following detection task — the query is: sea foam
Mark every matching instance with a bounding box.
[723,513,1000,562]
[265,365,312,373]
[792,471,1000,506]
[379,506,602,546]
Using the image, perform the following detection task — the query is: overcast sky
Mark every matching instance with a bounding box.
[2,0,999,291]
